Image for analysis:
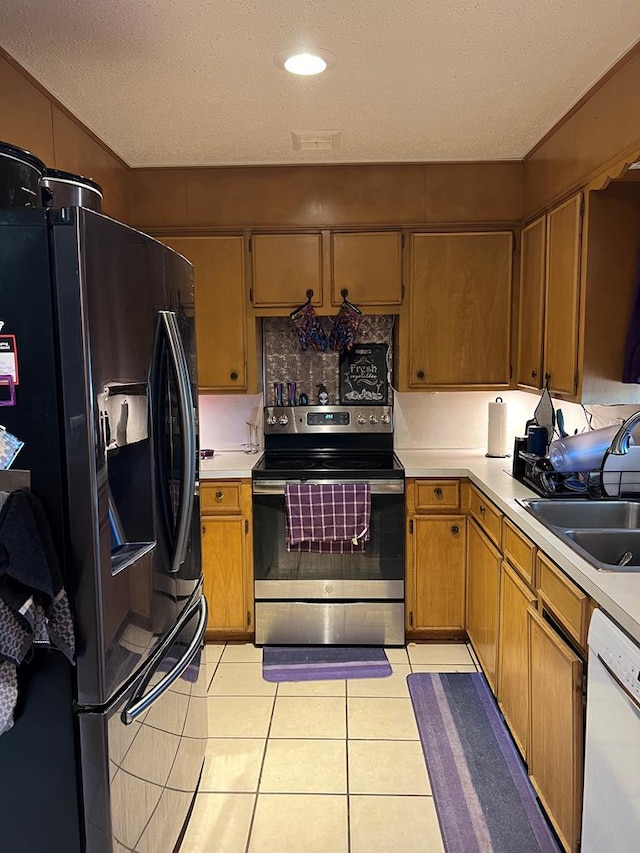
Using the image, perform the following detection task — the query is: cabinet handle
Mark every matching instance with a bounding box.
[201,524,206,535]
[215,490,224,502]
[230,371,238,381]
[416,370,425,381]
[450,525,459,535]
[531,370,537,379]
[479,505,486,516]
[433,487,443,498]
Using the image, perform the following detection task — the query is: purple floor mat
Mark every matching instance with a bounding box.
[262,646,392,682]
[407,672,561,853]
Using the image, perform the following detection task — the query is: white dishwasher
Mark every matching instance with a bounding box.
[581,608,640,852]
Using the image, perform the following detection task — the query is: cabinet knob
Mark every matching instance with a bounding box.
[215,490,224,502]
[450,525,459,535]
[531,370,537,379]
[434,487,443,498]
[416,370,425,381]
[230,371,238,381]
[201,524,206,535]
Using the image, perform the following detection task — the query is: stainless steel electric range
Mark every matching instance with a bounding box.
[252,405,405,646]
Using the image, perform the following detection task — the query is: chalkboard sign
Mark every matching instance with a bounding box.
[339,343,389,405]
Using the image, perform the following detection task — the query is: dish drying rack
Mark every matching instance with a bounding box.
[592,445,640,499]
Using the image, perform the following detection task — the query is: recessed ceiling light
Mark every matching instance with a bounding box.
[275,48,336,76]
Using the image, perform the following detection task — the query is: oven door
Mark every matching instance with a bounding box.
[252,478,405,645]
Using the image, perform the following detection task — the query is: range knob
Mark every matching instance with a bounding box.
[380,412,391,424]
[369,413,379,424]
[266,414,277,426]
[357,414,367,425]
[278,414,289,426]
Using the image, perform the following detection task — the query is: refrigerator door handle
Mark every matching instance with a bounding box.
[122,594,207,724]
[159,310,197,573]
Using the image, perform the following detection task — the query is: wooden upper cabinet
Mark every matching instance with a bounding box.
[161,236,247,391]
[516,216,546,390]
[331,231,403,306]
[544,193,583,396]
[251,233,323,308]
[409,232,513,388]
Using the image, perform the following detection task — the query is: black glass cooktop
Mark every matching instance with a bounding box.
[253,450,405,480]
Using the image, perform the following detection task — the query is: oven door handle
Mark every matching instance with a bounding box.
[252,479,404,495]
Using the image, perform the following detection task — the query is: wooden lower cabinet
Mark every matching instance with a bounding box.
[528,606,584,853]
[408,515,466,635]
[466,518,501,691]
[497,562,536,759]
[200,481,253,638]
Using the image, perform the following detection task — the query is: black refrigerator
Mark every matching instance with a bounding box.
[0,206,207,852]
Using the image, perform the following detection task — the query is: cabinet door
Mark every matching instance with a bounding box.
[544,193,583,396]
[497,562,536,759]
[516,216,546,389]
[251,233,323,308]
[331,231,403,306]
[411,516,466,632]
[409,232,513,387]
[528,606,584,853]
[466,518,501,692]
[201,516,249,633]
[162,236,246,391]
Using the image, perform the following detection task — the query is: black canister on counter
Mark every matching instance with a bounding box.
[512,436,528,479]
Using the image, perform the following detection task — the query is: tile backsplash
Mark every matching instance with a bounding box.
[262,315,395,407]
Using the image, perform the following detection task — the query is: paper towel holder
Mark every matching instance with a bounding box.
[486,396,511,459]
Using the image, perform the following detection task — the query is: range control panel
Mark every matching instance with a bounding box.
[264,405,393,434]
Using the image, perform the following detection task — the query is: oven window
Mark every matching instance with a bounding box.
[253,493,404,582]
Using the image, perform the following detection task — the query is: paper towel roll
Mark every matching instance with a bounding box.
[487,397,508,457]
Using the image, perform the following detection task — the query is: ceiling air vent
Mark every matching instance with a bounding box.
[291,131,342,151]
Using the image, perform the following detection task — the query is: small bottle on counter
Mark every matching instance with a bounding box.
[317,384,329,405]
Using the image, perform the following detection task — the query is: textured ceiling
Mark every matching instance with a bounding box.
[1,1,639,167]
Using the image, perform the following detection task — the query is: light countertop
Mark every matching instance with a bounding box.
[199,447,640,643]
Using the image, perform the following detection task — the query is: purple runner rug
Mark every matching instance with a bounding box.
[407,672,561,853]
[262,646,392,682]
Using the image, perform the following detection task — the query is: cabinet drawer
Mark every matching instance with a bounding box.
[536,552,588,648]
[200,481,242,515]
[502,519,536,587]
[415,479,461,512]
[469,486,502,548]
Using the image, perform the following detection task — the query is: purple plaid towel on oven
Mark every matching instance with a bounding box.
[285,483,371,553]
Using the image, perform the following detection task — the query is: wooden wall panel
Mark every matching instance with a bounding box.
[129,162,522,231]
[0,55,54,164]
[523,46,640,217]
[424,162,522,223]
[51,108,129,222]
[0,49,129,221]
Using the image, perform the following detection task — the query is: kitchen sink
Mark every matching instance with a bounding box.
[520,499,640,530]
[518,498,640,572]
[563,529,640,572]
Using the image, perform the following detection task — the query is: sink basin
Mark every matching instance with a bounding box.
[518,498,640,571]
[519,499,640,530]
[564,529,640,572]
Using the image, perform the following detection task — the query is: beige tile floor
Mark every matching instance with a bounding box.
[179,641,478,853]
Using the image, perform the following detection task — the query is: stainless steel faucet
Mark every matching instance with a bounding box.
[608,411,640,455]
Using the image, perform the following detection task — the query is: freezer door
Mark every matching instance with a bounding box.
[52,209,196,704]
[79,594,208,853]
